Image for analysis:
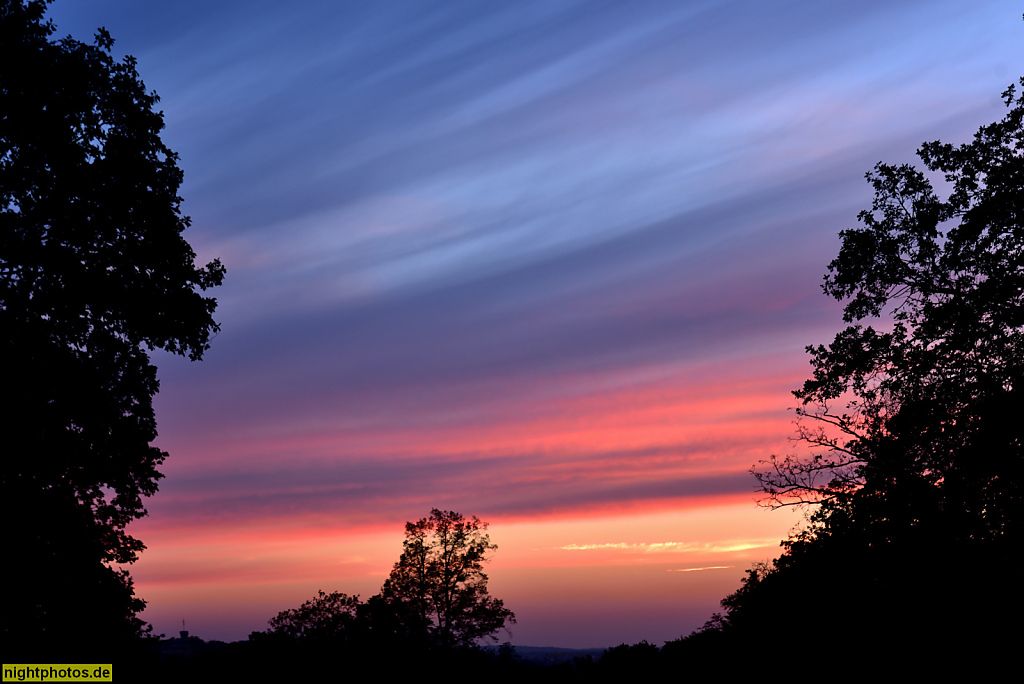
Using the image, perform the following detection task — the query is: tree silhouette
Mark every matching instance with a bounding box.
[381,509,515,649]
[245,511,515,679]
[710,79,1024,668]
[266,591,361,643]
[1,0,223,653]
[757,79,1024,538]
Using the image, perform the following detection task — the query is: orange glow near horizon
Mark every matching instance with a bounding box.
[132,350,814,646]
[131,500,804,645]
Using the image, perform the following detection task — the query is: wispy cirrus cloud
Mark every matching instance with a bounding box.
[559,540,778,553]
[50,0,1021,647]
[667,566,735,573]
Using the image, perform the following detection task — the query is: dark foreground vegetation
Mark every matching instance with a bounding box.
[4,0,1022,678]
[2,0,224,665]
[704,77,1024,671]
[134,636,735,682]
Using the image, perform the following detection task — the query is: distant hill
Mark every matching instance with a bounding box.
[489,645,606,666]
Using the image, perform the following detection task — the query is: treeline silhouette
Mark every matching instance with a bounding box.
[656,78,1024,675]
[140,510,516,681]
[708,79,1024,672]
[2,0,223,664]
[165,78,1024,678]
[5,0,1023,677]
[142,634,731,683]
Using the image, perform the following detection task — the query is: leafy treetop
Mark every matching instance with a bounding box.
[382,509,516,648]
[757,79,1024,546]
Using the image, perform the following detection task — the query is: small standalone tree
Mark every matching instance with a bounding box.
[381,509,515,649]
[250,511,516,675]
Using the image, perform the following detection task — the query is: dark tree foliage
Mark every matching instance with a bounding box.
[247,592,428,680]
[254,511,517,652]
[381,509,516,649]
[236,512,515,680]
[266,591,360,643]
[758,81,1024,540]
[707,80,1024,668]
[595,641,660,680]
[1,0,223,654]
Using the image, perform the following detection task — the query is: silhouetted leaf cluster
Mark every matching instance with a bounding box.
[2,0,223,657]
[713,78,1024,670]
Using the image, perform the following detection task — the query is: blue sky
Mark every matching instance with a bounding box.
[46,0,1022,645]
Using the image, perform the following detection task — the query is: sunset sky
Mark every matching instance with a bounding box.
[48,0,1020,647]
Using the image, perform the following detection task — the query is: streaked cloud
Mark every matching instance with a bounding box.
[667,566,735,573]
[559,540,777,553]
[48,0,1021,646]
